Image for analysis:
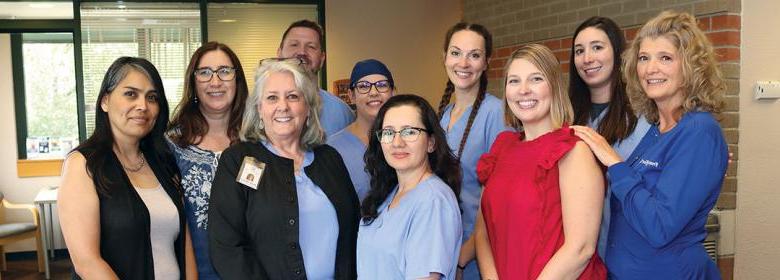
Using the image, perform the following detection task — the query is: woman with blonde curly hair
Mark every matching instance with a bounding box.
[572,10,728,278]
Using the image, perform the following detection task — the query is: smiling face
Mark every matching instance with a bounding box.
[504,58,553,128]
[636,36,685,110]
[380,105,434,175]
[258,71,309,143]
[352,74,393,122]
[277,27,325,74]
[101,69,160,142]
[573,27,615,93]
[444,30,488,92]
[195,49,237,115]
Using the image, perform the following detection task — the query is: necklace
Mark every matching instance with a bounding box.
[123,155,146,173]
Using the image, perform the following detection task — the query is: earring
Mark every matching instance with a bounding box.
[193,96,199,104]
[258,119,264,130]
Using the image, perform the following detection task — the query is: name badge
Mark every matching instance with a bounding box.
[236,156,266,189]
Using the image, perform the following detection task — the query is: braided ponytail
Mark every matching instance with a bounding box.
[456,74,488,159]
[438,81,456,119]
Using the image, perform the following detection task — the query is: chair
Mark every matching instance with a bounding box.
[0,192,44,272]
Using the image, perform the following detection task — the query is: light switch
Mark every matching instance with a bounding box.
[754,81,780,100]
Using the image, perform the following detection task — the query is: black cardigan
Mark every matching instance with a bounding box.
[209,142,360,280]
[75,147,185,280]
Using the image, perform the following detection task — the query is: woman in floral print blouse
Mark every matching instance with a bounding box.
[167,41,249,280]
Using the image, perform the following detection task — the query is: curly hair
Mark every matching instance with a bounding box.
[622,10,725,123]
[504,44,573,130]
[362,94,461,224]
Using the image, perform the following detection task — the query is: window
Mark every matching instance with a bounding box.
[207,3,318,90]
[12,33,79,160]
[80,2,201,134]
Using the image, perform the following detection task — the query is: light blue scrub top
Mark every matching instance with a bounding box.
[327,129,370,202]
[439,94,507,278]
[357,175,462,279]
[319,89,355,137]
[262,141,339,280]
[588,107,652,259]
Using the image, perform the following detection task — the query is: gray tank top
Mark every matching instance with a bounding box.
[134,185,181,280]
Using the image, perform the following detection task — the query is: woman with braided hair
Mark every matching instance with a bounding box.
[438,22,507,279]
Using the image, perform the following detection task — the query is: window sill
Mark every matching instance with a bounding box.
[17,159,63,177]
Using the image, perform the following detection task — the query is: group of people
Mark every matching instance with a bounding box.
[57,9,728,280]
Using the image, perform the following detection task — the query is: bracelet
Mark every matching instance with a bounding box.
[457,264,466,270]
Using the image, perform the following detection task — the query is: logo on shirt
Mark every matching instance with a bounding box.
[639,159,659,168]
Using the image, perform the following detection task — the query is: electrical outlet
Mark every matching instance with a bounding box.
[754,81,780,100]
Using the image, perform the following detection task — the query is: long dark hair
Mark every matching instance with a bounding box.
[438,22,493,159]
[74,57,179,196]
[169,41,249,147]
[569,16,637,145]
[362,94,461,223]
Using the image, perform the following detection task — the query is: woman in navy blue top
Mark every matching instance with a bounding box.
[572,11,728,279]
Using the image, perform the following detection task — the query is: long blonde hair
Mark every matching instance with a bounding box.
[622,10,725,123]
[503,44,573,130]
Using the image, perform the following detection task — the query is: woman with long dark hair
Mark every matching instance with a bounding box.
[568,16,652,258]
[572,11,728,278]
[167,41,249,279]
[59,57,192,279]
[358,94,462,279]
[438,22,507,279]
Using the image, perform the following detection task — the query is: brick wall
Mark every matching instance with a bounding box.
[464,1,740,279]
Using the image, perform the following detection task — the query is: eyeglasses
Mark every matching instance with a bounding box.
[194,67,236,82]
[353,80,392,94]
[375,127,428,144]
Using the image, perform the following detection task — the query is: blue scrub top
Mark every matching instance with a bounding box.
[327,129,370,202]
[262,141,340,280]
[605,111,727,279]
[357,175,462,279]
[589,108,652,259]
[319,89,355,137]
[439,94,506,278]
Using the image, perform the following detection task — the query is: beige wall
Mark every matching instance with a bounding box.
[325,0,462,105]
[734,0,780,278]
[0,34,65,252]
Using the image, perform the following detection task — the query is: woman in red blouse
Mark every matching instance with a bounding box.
[474,44,607,279]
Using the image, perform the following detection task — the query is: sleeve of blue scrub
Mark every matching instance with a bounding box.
[607,122,727,248]
[484,95,510,149]
[319,89,356,136]
[403,187,463,279]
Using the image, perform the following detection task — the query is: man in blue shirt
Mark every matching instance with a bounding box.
[277,19,355,136]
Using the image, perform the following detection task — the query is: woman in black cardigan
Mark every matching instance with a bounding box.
[209,58,359,279]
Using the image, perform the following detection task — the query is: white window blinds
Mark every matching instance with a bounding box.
[207,3,317,91]
[80,2,200,134]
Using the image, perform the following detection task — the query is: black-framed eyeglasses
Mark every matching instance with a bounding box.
[194,67,236,82]
[375,127,428,144]
[353,80,392,94]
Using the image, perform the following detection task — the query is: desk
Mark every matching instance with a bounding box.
[33,186,58,280]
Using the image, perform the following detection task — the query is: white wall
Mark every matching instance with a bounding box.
[734,0,780,278]
[0,34,65,252]
[325,0,463,105]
